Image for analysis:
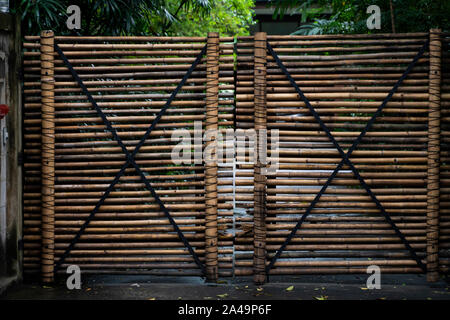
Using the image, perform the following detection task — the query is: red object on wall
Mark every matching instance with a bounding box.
[0,104,9,119]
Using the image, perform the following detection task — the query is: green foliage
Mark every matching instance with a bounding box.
[270,0,450,35]
[163,0,255,36]
[19,0,66,32]
[16,0,254,36]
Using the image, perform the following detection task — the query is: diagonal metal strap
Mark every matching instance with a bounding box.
[54,43,207,275]
[265,40,429,274]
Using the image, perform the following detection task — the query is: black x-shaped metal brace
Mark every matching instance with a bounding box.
[54,43,208,275]
[265,40,430,274]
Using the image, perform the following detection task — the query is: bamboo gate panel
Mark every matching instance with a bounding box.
[22,33,235,280]
[21,31,447,282]
[235,32,443,279]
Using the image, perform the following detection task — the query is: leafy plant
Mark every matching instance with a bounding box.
[270,0,450,35]
[15,0,255,36]
[19,0,66,32]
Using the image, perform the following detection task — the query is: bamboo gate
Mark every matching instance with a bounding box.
[22,31,449,284]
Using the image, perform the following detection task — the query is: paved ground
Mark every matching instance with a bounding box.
[1,274,449,300]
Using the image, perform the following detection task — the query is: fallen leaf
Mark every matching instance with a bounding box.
[147,297,156,300]
[360,287,369,290]
[256,287,263,292]
[217,293,228,298]
[286,285,294,292]
[86,288,91,292]
[204,297,213,300]
[314,295,328,300]
[244,285,249,289]
[42,285,52,289]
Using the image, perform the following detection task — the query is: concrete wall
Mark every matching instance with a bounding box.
[0,12,22,293]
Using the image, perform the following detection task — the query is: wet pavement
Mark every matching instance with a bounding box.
[1,274,450,300]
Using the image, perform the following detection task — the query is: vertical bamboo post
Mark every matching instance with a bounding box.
[427,28,441,282]
[40,30,55,283]
[205,32,219,281]
[253,32,267,285]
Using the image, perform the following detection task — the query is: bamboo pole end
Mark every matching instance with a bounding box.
[40,30,54,38]
[207,32,219,38]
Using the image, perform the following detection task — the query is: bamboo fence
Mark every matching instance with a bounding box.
[235,31,446,281]
[22,33,235,280]
[21,30,448,283]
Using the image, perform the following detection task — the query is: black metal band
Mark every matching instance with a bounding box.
[265,40,429,274]
[54,43,207,275]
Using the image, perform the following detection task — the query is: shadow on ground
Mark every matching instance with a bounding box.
[1,274,449,300]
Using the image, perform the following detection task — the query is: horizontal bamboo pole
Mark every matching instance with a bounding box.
[24,42,233,49]
[264,209,427,215]
[24,49,234,57]
[237,157,427,164]
[24,77,234,87]
[22,269,220,276]
[236,259,423,267]
[24,233,234,241]
[24,63,234,73]
[261,229,426,236]
[235,243,426,251]
[237,45,425,54]
[239,38,427,47]
[239,216,426,223]
[25,99,234,109]
[25,35,231,41]
[238,85,428,93]
[234,267,424,275]
[239,79,428,86]
[24,56,234,65]
[24,70,234,80]
[234,236,426,243]
[238,93,429,100]
[243,72,428,80]
[237,101,429,108]
[24,218,231,227]
[237,51,427,61]
[245,33,428,40]
[26,92,233,101]
[238,171,426,179]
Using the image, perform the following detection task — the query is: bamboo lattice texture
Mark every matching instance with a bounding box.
[21,32,448,281]
[23,35,235,278]
[235,32,442,278]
